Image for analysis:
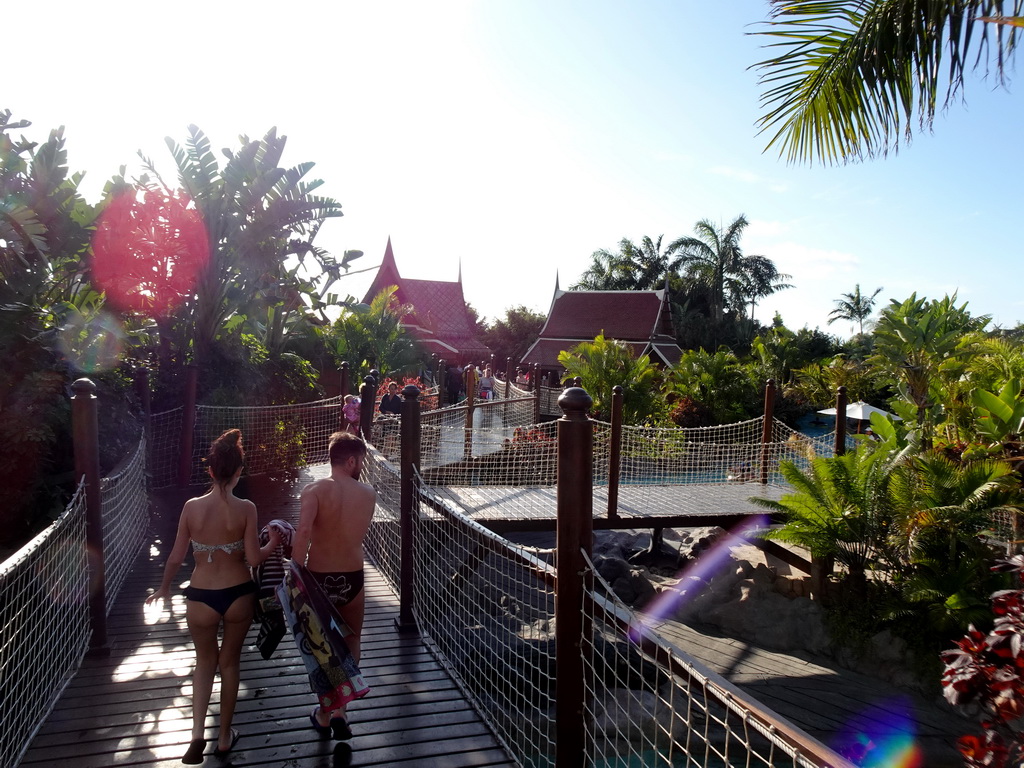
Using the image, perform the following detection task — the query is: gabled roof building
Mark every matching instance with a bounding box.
[520,283,683,372]
[361,238,491,364]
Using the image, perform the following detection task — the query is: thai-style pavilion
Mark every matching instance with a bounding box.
[520,281,683,377]
[361,238,491,365]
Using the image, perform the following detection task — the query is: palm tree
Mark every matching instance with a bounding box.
[827,285,883,336]
[142,125,344,367]
[750,441,899,601]
[671,215,754,327]
[572,235,680,291]
[557,333,662,421]
[753,0,1024,164]
[665,348,756,424]
[734,253,792,325]
[572,243,634,290]
[871,293,989,443]
[330,286,422,379]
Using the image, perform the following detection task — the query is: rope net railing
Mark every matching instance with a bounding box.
[100,433,151,615]
[411,416,839,521]
[0,485,89,768]
[359,447,842,768]
[413,416,838,490]
[411,477,558,768]
[147,406,183,488]
[148,395,345,488]
[363,448,402,588]
[580,551,837,768]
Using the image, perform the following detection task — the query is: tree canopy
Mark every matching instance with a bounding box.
[753,0,1024,165]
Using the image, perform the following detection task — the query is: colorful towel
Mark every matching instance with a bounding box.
[277,559,370,713]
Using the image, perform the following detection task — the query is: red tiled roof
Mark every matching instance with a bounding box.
[360,239,491,363]
[539,290,668,339]
[520,288,682,368]
[521,338,650,368]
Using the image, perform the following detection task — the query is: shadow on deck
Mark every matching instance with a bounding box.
[17,469,515,768]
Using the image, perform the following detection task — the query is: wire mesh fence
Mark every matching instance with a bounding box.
[0,486,90,768]
[580,552,849,768]
[148,395,345,488]
[147,406,182,488]
[100,433,150,615]
[360,449,846,768]
[411,479,558,768]
[363,448,402,588]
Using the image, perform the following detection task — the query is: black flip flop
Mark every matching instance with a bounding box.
[331,716,353,740]
[213,728,240,758]
[182,738,206,764]
[309,707,332,738]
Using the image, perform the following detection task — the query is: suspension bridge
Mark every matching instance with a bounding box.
[2,379,970,767]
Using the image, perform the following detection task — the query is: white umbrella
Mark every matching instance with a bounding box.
[817,401,901,421]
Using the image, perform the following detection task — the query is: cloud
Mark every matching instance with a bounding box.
[769,242,860,280]
[708,165,788,193]
[746,218,789,238]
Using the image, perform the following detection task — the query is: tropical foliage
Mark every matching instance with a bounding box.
[326,286,422,380]
[557,333,662,422]
[573,216,791,351]
[665,348,758,425]
[572,235,681,291]
[942,555,1024,768]
[871,293,989,443]
[0,113,153,547]
[753,0,1024,164]
[827,284,883,336]
[135,124,346,372]
[480,305,546,368]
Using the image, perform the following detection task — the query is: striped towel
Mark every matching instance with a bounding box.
[253,519,295,611]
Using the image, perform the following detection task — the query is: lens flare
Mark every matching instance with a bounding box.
[628,514,770,643]
[92,190,209,317]
[838,698,924,768]
[58,309,125,373]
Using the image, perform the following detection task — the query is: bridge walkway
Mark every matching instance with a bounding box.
[17,469,516,768]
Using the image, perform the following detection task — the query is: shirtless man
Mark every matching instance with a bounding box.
[291,431,376,737]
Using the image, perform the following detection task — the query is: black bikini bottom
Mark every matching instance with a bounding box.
[308,569,365,609]
[184,581,258,616]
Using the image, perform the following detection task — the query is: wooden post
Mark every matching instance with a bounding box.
[505,357,512,398]
[759,379,776,485]
[808,385,846,603]
[607,385,623,520]
[177,365,199,487]
[437,359,447,407]
[133,367,151,432]
[463,372,476,460]
[359,376,375,442]
[72,378,108,652]
[555,387,593,768]
[397,384,421,632]
[340,361,350,397]
[834,386,848,457]
[533,364,541,423]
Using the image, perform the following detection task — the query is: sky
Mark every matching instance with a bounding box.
[8,0,1024,336]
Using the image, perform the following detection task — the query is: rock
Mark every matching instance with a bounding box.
[594,554,632,585]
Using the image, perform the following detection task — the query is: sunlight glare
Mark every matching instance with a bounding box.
[628,515,769,643]
[57,309,125,373]
[840,700,924,768]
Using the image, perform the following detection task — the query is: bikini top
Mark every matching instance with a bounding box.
[192,539,245,563]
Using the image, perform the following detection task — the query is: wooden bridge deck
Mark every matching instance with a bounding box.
[18,470,516,768]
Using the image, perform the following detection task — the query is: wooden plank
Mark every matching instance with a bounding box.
[18,477,517,768]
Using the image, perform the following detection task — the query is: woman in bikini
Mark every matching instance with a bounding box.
[147,429,281,764]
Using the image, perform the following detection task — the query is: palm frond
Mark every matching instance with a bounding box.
[753,0,1023,164]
